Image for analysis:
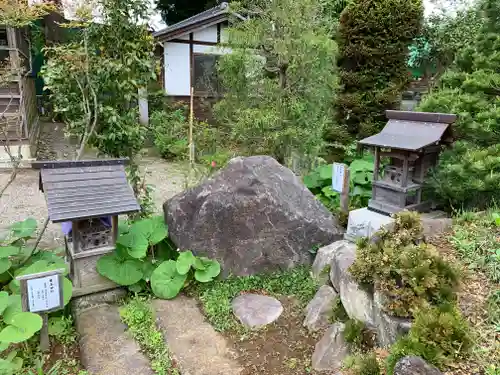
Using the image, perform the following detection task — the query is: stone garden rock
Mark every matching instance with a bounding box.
[394,356,443,375]
[75,304,153,375]
[232,294,283,328]
[312,240,350,285]
[311,323,349,371]
[164,156,344,276]
[373,291,412,347]
[154,297,242,375]
[329,241,376,327]
[303,285,337,332]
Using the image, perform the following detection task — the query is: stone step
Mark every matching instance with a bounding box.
[153,296,243,375]
[74,303,154,375]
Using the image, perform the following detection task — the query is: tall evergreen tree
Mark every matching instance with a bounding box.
[333,0,423,143]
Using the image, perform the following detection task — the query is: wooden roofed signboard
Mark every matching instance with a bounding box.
[359,110,457,215]
[32,158,140,297]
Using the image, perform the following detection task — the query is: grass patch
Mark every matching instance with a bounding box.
[120,296,179,375]
[451,210,500,283]
[191,266,317,332]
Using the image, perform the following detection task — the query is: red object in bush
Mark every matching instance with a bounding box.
[211,161,217,168]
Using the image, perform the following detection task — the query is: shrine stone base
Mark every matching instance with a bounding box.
[344,207,452,242]
[345,208,393,242]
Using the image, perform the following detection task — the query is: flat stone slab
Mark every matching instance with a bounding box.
[75,304,153,375]
[232,293,283,328]
[153,296,242,375]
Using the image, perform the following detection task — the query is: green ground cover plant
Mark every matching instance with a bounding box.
[192,266,317,332]
[97,216,220,299]
[120,296,179,375]
[349,211,459,318]
[451,210,500,283]
[0,219,73,374]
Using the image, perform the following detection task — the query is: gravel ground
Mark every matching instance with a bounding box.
[0,157,189,248]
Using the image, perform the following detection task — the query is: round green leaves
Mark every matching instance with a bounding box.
[151,260,188,300]
[0,312,43,343]
[96,253,143,286]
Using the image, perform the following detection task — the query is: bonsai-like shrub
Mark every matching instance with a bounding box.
[349,211,459,317]
[386,304,472,373]
[333,0,423,142]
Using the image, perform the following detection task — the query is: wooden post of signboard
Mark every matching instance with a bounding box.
[332,163,350,214]
[189,87,195,167]
[17,269,65,352]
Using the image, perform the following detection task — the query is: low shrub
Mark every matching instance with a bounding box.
[349,211,460,317]
[386,304,472,373]
[150,109,188,160]
[343,352,381,375]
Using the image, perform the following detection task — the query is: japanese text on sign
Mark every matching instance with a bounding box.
[26,275,61,313]
[332,163,348,193]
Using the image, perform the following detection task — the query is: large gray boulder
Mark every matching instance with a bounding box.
[311,240,350,285]
[374,291,412,347]
[311,323,349,371]
[303,285,337,332]
[329,241,376,327]
[165,156,344,276]
[394,356,442,375]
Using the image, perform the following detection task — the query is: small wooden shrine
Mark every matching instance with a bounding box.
[359,110,457,215]
[32,159,140,297]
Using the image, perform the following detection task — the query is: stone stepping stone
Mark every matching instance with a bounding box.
[75,304,153,375]
[231,293,283,328]
[153,296,242,375]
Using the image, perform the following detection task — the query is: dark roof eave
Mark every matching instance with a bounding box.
[154,13,230,42]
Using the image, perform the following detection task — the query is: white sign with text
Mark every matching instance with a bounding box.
[24,273,62,313]
[332,163,347,193]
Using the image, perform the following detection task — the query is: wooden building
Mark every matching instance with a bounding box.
[0,26,39,155]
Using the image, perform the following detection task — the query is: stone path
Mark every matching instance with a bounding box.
[153,296,243,375]
[76,304,154,375]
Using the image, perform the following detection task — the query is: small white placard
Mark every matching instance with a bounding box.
[332,163,347,193]
[26,275,61,313]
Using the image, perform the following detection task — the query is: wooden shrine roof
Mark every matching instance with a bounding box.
[359,110,457,152]
[32,159,140,223]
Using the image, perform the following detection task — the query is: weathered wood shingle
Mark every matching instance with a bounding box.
[32,159,140,223]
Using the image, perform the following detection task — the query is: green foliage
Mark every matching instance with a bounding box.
[215,0,338,162]
[343,352,381,375]
[120,296,179,374]
[0,219,74,370]
[349,211,459,317]
[48,316,77,345]
[451,210,500,283]
[193,266,317,332]
[334,0,423,141]
[41,0,155,159]
[330,296,349,323]
[344,319,366,348]
[303,155,374,213]
[150,109,188,160]
[97,216,220,299]
[386,304,472,373]
[417,0,500,210]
